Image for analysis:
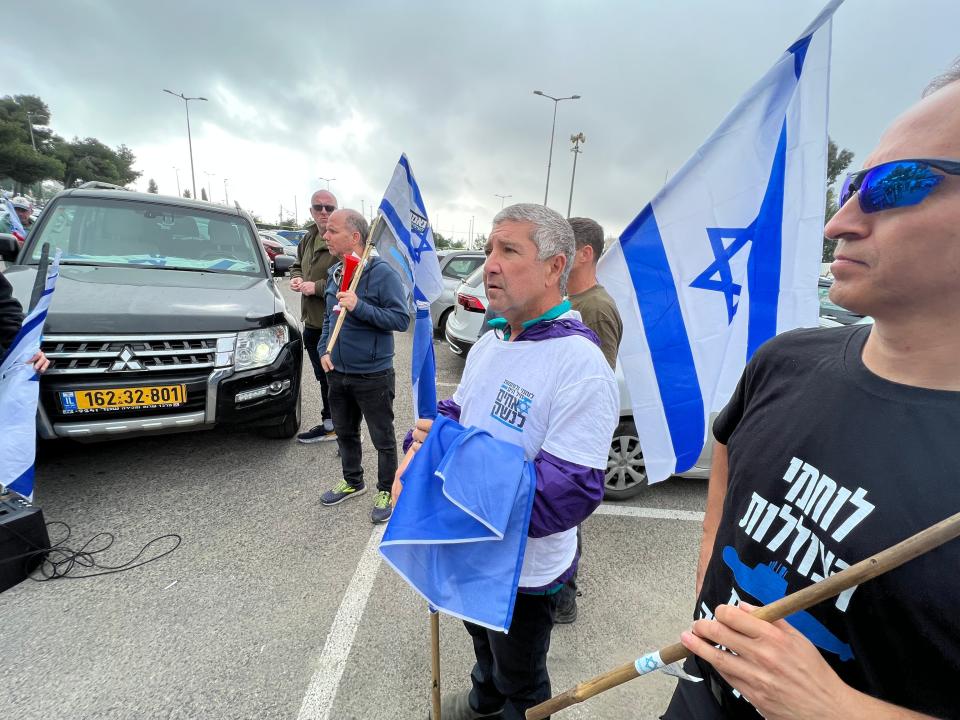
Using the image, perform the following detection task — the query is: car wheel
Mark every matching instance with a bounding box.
[604,419,648,500]
[261,388,301,439]
[438,307,453,336]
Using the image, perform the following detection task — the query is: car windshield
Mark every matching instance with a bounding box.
[28,197,264,275]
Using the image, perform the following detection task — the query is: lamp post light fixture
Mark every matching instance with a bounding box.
[532,90,580,207]
[318,176,335,190]
[494,193,512,209]
[163,89,208,201]
[567,132,586,218]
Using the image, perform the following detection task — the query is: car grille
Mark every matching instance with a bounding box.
[41,333,236,375]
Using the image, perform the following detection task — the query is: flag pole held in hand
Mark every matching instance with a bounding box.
[325,214,382,355]
[525,508,960,719]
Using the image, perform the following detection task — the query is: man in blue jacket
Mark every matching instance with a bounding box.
[318,208,410,523]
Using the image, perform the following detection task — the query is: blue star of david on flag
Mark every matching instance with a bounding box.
[689,225,754,323]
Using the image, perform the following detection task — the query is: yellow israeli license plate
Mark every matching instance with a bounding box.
[60,385,187,413]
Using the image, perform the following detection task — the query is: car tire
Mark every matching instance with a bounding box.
[604,419,648,500]
[437,307,453,337]
[261,389,301,439]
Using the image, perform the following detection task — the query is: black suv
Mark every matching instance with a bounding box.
[0,188,302,441]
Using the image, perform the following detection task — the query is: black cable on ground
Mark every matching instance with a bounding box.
[0,519,181,581]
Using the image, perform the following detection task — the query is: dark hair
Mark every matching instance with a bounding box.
[567,217,604,265]
[922,56,960,97]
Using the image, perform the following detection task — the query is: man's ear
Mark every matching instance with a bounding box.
[546,253,567,287]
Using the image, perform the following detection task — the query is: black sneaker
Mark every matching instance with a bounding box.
[298,424,337,444]
[371,491,393,524]
[554,595,578,624]
[321,480,366,506]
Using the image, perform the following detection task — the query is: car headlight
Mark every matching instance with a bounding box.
[235,325,289,371]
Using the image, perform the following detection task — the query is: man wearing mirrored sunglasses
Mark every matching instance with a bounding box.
[663,61,960,720]
[291,189,340,443]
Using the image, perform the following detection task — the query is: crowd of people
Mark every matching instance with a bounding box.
[287,59,960,720]
[3,56,956,720]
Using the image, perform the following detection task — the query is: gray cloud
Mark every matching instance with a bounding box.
[9,0,959,239]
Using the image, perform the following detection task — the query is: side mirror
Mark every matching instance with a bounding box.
[273,254,294,276]
[0,233,19,262]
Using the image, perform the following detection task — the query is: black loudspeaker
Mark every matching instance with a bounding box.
[0,495,50,593]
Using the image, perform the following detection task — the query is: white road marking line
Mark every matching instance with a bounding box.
[296,526,385,720]
[595,504,705,523]
[435,381,459,389]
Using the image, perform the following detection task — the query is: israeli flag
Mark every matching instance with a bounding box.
[3,197,28,243]
[374,154,444,420]
[598,1,839,484]
[0,251,62,501]
[380,416,536,632]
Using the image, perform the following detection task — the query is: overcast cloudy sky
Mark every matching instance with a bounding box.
[9,0,957,243]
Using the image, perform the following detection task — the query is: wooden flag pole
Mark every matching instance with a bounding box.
[325,214,382,355]
[431,611,442,720]
[525,509,960,720]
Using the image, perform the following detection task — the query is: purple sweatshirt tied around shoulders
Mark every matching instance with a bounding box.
[403,317,607,592]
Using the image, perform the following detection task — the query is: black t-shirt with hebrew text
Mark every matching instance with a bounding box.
[696,324,960,718]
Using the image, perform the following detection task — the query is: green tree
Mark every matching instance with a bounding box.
[183,189,192,198]
[147,178,158,193]
[0,95,65,188]
[822,138,855,262]
[56,137,141,188]
[201,187,208,201]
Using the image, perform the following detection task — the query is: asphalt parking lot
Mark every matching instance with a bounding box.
[1,280,708,720]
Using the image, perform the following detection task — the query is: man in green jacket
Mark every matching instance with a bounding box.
[290,189,340,442]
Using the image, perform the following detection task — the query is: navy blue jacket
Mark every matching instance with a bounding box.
[318,255,410,374]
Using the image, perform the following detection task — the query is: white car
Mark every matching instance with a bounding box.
[444,266,488,356]
[444,271,862,499]
[431,251,486,335]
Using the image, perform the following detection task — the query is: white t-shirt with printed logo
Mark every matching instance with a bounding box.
[452,315,619,587]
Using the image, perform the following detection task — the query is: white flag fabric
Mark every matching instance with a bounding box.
[598,1,839,484]
[0,251,61,501]
[374,154,444,420]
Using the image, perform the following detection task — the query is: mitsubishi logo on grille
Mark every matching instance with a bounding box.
[110,345,145,371]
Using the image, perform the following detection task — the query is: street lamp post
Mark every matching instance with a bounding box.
[223,178,230,205]
[494,193,512,209]
[203,171,215,203]
[24,111,37,152]
[318,176,335,190]
[163,89,208,200]
[567,132,586,218]
[172,167,181,196]
[533,90,580,207]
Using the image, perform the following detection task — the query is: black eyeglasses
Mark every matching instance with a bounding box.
[312,204,336,213]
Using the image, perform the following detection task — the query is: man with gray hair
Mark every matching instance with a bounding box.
[318,209,410,524]
[396,203,619,719]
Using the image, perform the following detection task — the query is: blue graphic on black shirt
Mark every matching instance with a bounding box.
[722,546,854,661]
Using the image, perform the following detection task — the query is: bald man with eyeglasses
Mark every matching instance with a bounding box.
[662,62,960,720]
[291,189,340,443]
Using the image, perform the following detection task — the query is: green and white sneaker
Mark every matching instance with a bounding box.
[371,491,393,524]
[321,480,366,506]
